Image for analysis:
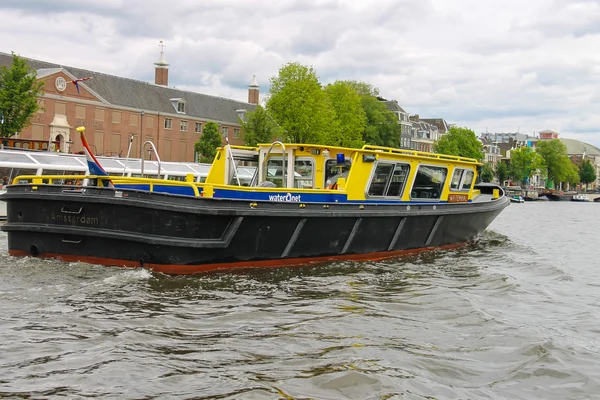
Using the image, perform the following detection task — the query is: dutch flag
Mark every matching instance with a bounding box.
[78,126,113,187]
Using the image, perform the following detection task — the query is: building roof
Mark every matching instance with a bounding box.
[560,138,600,156]
[382,100,407,114]
[420,118,448,132]
[0,51,255,124]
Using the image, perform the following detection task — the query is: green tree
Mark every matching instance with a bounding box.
[480,161,494,183]
[267,62,340,144]
[495,161,508,185]
[579,159,597,190]
[241,105,281,147]
[323,81,365,148]
[508,147,545,186]
[0,52,44,138]
[433,126,484,160]
[346,81,400,147]
[194,121,222,162]
[535,139,574,188]
[566,163,580,187]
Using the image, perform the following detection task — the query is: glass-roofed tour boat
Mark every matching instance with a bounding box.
[0,145,212,220]
[0,127,509,274]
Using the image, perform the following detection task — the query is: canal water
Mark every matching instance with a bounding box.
[0,202,598,399]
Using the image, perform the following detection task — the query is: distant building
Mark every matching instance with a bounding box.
[420,118,450,136]
[0,46,257,161]
[409,114,438,153]
[381,100,412,149]
[538,129,560,140]
[479,132,537,157]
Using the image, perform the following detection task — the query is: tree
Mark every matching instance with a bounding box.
[535,139,574,188]
[495,161,508,185]
[579,159,597,190]
[433,126,484,160]
[194,121,221,162]
[0,52,44,138]
[508,146,545,186]
[480,162,494,183]
[323,81,365,148]
[346,81,400,148]
[241,105,281,147]
[267,62,340,144]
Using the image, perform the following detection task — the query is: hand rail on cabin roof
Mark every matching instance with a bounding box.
[360,145,479,164]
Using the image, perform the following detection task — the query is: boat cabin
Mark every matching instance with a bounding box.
[205,142,481,203]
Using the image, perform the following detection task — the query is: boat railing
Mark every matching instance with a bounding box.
[361,145,479,164]
[141,141,162,178]
[262,141,286,188]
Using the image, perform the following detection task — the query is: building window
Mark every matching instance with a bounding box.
[195,122,202,133]
[129,113,138,127]
[233,128,240,139]
[177,101,185,113]
[222,126,228,136]
[164,118,172,130]
[180,120,188,132]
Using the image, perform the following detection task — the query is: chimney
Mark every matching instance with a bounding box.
[154,40,169,86]
[248,75,259,104]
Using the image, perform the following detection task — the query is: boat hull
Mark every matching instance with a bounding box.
[1,185,509,274]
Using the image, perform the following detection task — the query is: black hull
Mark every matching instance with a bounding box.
[544,194,574,201]
[1,185,509,274]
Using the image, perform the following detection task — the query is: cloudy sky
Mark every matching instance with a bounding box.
[2,0,600,146]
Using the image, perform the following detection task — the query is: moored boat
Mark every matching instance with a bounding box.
[0,128,510,274]
[0,147,211,220]
[510,195,525,203]
[572,194,590,202]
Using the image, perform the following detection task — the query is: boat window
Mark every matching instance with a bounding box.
[450,169,463,190]
[265,157,315,188]
[385,164,410,197]
[367,163,394,196]
[410,165,447,200]
[325,159,351,188]
[294,158,314,189]
[10,168,37,184]
[461,170,474,191]
[266,158,286,187]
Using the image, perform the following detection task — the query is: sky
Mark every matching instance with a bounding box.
[1,0,600,146]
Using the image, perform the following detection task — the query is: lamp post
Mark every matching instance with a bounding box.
[139,111,144,159]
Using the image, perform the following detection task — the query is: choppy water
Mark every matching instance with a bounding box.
[1,202,599,399]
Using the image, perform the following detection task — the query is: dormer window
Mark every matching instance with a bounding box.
[170,98,186,114]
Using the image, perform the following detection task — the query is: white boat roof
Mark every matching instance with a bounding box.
[0,148,212,176]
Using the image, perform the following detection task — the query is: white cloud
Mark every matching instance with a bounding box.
[1,0,600,146]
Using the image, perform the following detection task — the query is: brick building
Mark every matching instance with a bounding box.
[0,48,258,161]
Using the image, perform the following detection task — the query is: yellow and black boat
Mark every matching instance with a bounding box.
[1,128,509,274]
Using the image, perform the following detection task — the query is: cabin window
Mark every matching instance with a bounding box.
[325,159,351,188]
[368,163,394,196]
[265,157,314,188]
[294,158,314,189]
[386,164,410,197]
[367,162,410,197]
[410,165,447,200]
[461,170,474,191]
[266,158,285,187]
[450,169,463,190]
[450,168,475,192]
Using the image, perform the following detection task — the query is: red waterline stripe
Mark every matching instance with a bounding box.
[9,242,468,275]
